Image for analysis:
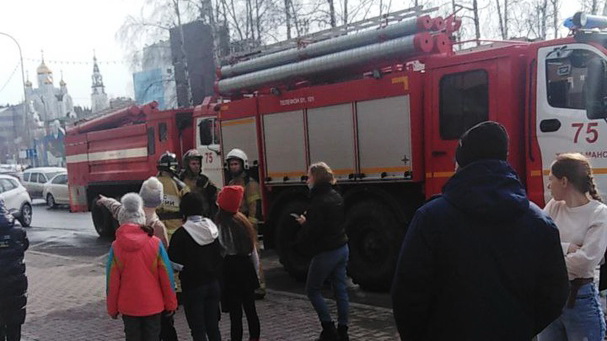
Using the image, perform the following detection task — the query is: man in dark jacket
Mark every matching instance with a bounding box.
[391,121,569,341]
[0,199,29,341]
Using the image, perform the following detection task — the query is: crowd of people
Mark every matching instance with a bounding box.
[2,120,607,341]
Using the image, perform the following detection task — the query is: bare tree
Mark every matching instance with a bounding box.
[328,0,337,27]
[496,0,509,39]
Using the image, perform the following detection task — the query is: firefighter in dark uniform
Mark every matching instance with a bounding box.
[179,149,218,218]
[155,151,189,341]
[226,148,266,299]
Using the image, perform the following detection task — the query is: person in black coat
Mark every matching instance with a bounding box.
[0,199,29,341]
[391,121,569,341]
[295,162,349,341]
[168,192,223,341]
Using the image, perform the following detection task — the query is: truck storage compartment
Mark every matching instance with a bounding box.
[356,95,413,180]
[307,103,356,181]
[263,110,307,183]
[221,117,260,167]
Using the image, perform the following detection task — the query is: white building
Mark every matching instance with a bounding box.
[25,56,75,123]
[91,54,110,113]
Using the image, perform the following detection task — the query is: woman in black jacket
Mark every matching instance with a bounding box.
[295,162,349,341]
[0,199,28,341]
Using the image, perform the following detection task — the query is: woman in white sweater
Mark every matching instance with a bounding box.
[538,153,607,341]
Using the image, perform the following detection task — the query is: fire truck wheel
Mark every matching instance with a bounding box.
[92,198,117,238]
[345,201,403,292]
[275,200,311,281]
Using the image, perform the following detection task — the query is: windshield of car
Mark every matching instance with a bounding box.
[46,172,63,182]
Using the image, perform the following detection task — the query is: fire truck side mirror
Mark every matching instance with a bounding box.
[585,57,607,120]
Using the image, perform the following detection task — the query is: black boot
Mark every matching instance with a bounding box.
[337,325,349,341]
[316,321,338,341]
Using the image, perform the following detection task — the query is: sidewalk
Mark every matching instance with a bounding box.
[22,250,400,340]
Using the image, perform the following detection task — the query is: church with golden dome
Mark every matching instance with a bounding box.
[25,53,75,123]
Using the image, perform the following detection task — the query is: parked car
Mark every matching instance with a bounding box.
[43,172,69,208]
[22,167,66,199]
[0,164,24,181]
[0,174,32,227]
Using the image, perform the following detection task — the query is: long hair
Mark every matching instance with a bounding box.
[140,224,154,237]
[217,209,257,248]
[551,153,602,202]
[309,162,336,185]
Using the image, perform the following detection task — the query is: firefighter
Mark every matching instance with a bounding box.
[179,149,218,218]
[226,148,266,299]
[155,151,189,341]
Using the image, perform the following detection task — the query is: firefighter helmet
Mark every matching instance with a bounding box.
[157,151,180,174]
[183,149,203,165]
[226,148,249,170]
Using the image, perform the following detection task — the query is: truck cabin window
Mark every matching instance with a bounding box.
[439,70,489,140]
[199,119,220,146]
[546,49,600,109]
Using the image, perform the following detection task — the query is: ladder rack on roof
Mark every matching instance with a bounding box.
[222,5,439,64]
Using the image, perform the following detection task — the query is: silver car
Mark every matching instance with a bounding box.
[22,167,66,199]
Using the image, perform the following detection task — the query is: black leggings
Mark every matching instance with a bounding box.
[229,291,260,341]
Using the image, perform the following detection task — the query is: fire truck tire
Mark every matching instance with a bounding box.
[92,198,117,238]
[275,200,311,281]
[345,201,403,292]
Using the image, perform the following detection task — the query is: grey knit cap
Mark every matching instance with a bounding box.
[118,193,146,225]
[139,177,163,208]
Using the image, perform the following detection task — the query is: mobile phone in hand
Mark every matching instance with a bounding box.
[290,213,300,219]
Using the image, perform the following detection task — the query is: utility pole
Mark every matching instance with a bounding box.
[0,32,30,161]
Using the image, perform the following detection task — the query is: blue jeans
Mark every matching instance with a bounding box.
[306,244,350,326]
[183,280,221,341]
[538,283,606,341]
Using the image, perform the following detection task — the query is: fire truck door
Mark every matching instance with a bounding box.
[426,62,498,196]
[536,44,607,204]
[196,117,224,188]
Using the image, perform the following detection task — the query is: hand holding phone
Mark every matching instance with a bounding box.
[290,213,300,219]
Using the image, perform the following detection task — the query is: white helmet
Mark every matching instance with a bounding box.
[226,148,249,170]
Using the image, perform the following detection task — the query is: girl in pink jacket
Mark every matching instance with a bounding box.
[106,193,177,341]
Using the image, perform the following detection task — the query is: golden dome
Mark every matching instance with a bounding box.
[37,61,52,75]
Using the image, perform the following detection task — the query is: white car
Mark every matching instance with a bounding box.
[43,172,69,208]
[22,167,66,199]
[0,174,32,227]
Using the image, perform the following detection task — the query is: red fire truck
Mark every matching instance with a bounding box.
[66,10,607,290]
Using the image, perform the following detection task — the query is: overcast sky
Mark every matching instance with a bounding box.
[0,1,582,108]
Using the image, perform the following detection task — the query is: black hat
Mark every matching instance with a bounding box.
[455,121,509,168]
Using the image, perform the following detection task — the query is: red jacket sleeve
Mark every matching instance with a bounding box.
[157,242,177,311]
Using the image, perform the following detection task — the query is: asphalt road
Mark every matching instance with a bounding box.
[26,200,392,308]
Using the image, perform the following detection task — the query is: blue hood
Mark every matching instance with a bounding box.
[442,160,529,223]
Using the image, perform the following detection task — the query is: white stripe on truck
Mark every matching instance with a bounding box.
[67,147,148,164]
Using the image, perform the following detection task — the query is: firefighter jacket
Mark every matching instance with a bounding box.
[229,174,261,226]
[180,171,218,218]
[156,174,189,238]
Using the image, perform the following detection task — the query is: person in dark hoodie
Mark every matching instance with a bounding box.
[391,121,569,341]
[295,162,349,341]
[0,199,28,341]
[168,192,223,341]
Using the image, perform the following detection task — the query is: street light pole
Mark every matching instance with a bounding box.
[0,31,30,162]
